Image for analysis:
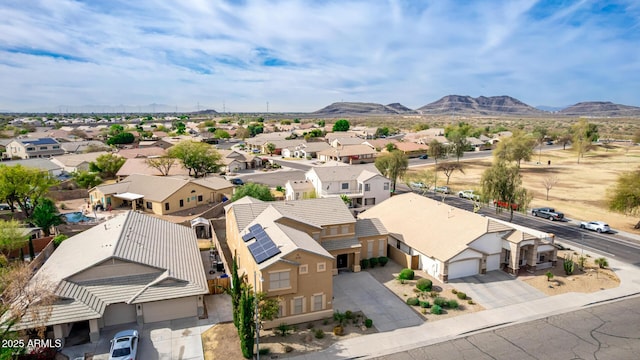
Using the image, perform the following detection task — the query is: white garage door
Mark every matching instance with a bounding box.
[103,303,136,327]
[142,297,197,323]
[486,254,501,271]
[448,259,479,279]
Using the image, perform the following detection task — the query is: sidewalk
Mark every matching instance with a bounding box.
[289,249,640,360]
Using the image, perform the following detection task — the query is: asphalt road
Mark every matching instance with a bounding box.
[372,295,640,360]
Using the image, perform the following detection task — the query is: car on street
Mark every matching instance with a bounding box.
[493,200,519,210]
[0,204,11,211]
[409,182,425,189]
[458,190,479,200]
[531,207,564,221]
[433,186,451,194]
[109,329,138,360]
[230,178,244,186]
[418,154,429,159]
[580,221,611,233]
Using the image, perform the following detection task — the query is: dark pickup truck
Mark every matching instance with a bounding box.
[532,207,564,221]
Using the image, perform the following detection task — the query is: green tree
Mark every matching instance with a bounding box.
[428,140,447,186]
[265,142,276,156]
[231,183,275,202]
[108,124,124,137]
[173,120,187,135]
[332,119,350,132]
[608,170,640,229]
[72,171,102,189]
[437,162,465,185]
[106,132,135,145]
[571,120,599,164]
[247,124,264,137]
[214,129,231,139]
[30,198,62,236]
[235,127,251,140]
[493,130,535,167]
[532,125,548,164]
[0,165,58,217]
[445,122,473,162]
[0,219,28,253]
[385,142,397,152]
[231,256,241,328]
[238,283,256,359]
[375,127,390,138]
[168,141,222,178]
[374,151,408,193]
[89,153,126,179]
[145,157,176,176]
[481,159,532,222]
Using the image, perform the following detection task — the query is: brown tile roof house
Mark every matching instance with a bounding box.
[359,193,557,282]
[223,197,388,327]
[317,144,377,164]
[117,146,167,159]
[18,211,208,345]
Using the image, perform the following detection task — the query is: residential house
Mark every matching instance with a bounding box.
[2,159,63,177]
[4,138,65,159]
[50,152,109,173]
[59,140,110,154]
[466,137,492,151]
[362,138,398,151]
[223,197,388,326]
[117,146,167,159]
[218,149,262,172]
[350,126,378,139]
[323,132,357,143]
[316,144,377,164]
[89,174,233,214]
[389,142,429,157]
[359,193,557,282]
[329,137,363,148]
[287,165,391,209]
[138,138,174,149]
[244,132,293,153]
[16,211,208,345]
[115,158,190,181]
[281,142,331,159]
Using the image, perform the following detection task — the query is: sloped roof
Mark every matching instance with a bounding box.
[51,152,109,167]
[117,146,167,159]
[309,165,381,183]
[20,138,58,145]
[116,158,190,177]
[24,211,207,327]
[318,144,377,157]
[355,218,388,238]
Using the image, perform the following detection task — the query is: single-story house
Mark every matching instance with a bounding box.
[50,152,109,173]
[359,193,557,282]
[317,144,377,164]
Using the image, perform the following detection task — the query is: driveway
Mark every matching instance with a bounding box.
[333,271,424,332]
[448,271,546,309]
[62,294,233,360]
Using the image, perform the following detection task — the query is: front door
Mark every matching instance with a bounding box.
[337,254,348,269]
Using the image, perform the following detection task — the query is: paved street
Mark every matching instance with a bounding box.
[372,295,640,360]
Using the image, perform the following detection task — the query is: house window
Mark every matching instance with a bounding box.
[299,264,308,275]
[313,294,324,311]
[269,270,290,290]
[198,195,203,202]
[378,239,385,257]
[165,203,170,211]
[330,226,338,236]
[53,145,60,149]
[292,297,304,315]
[146,202,152,210]
[39,146,47,150]
[317,262,326,272]
[365,183,371,191]
[383,182,390,191]
[341,225,349,234]
[26,147,35,151]
[179,199,184,207]
[367,240,374,258]
[341,183,348,190]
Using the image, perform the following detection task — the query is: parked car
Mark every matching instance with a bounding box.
[409,182,425,189]
[230,178,244,186]
[109,330,138,360]
[493,200,519,210]
[0,204,11,211]
[580,221,611,233]
[458,190,479,200]
[434,186,451,194]
[531,207,564,221]
[418,154,429,159]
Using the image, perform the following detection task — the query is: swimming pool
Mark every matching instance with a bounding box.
[62,212,95,223]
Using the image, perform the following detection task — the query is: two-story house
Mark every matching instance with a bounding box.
[4,138,65,159]
[223,197,388,327]
[285,165,391,209]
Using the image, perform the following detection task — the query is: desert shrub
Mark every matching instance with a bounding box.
[595,257,609,268]
[578,256,587,269]
[419,301,430,308]
[345,310,354,319]
[398,268,415,280]
[468,300,475,305]
[545,271,554,281]
[53,234,69,248]
[563,258,575,275]
[429,291,438,298]
[333,325,344,336]
[378,256,389,266]
[333,311,347,325]
[421,309,428,314]
[364,318,373,328]
[360,258,370,269]
[259,347,270,355]
[369,257,379,267]
[456,292,467,300]
[448,300,459,309]
[406,297,420,306]
[322,318,329,325]
[451,289,458,294]
[433,297,447,307]
[306,322,314,330]
[416,278,432,292]
[276,323,292,337]
[431,305,442,315]
[285,345,294,353]
[314,329,325,339]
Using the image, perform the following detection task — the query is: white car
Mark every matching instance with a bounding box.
[109,330,139,360]
[458,190,479,201]
[409,182,425,188]
[580,221,611,233]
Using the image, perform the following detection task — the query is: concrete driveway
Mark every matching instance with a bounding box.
[62,294,233,360]
[333,271,424,332]
[448,271,546,309]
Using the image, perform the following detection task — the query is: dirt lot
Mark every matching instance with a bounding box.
[411,144,640,233]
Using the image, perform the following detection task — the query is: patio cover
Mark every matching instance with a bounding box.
[113,192,144,201]
[190,217,209,227]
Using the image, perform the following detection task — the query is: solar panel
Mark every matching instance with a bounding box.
[248,230,281,264]
[249,224,263,233]
[242,232,255,242]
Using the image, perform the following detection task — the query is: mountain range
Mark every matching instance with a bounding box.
[312,96,640,117]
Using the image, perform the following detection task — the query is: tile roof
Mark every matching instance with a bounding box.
[51,152,109,167]
[318,144,377,157]
[94,174,232,201]
[321,237,361,251]
[309,166,380,182]
[117,146,167,159]
[115,158,190,178]
[355,218,388,238]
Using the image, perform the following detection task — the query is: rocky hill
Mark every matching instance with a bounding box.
[558,102,640,117]
[418,95,545,115]
[312,102,415,116]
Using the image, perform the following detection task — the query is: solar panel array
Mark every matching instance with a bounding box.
[244,224,281,264]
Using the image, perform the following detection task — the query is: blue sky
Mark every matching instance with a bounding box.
[1,0,639,113]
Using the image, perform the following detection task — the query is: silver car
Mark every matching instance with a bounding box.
[109,330,139,360]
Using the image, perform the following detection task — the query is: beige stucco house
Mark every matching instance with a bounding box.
[359,193,557,282]
[18,211,208,345]
[89,174,233,214]
[224,197,388,327]
[4,138,65,159]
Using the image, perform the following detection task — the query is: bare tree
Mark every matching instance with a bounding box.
[542,176,559,200]
[437,162,465,185]
[145,156,177,176]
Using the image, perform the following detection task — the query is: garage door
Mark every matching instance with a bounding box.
[448,259,479,280]
[486,254,501,271]
[103,303,136,327]
[142,297,197,323]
